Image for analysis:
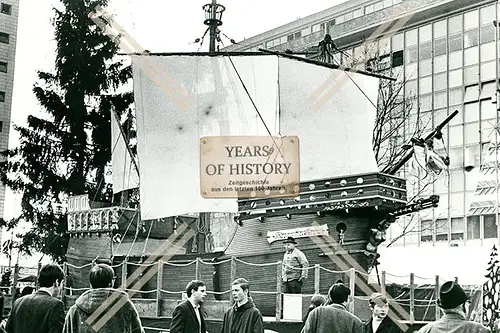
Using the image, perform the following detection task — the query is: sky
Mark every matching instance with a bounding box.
[4,0,349,265]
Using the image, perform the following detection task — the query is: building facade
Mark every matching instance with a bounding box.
[225,0,500,283]
[0,0,18,219]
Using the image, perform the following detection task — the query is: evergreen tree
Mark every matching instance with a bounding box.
[0,0,133,261]
[483,245,500,328]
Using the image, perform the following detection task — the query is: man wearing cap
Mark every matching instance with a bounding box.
[365,293,402,333]
[418,281,490,333]
[282,236,309,294]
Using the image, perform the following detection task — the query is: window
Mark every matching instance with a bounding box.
[374,1,383,11]
[420,94,432,111]
[344,11,353,21]
[392,33,403,51]
[434,37,447,56]
[419,59,432,77]
[421,220,433,242]
[449,69,463,88]
[464,101,479,122]
[484,215,498,239]
[464,29,479,48]
[464,10,479,30]
[467,216,480,240]
[419,76,432,94]
[451,218,465,240]
[434,73,447,91]
[0,3,11,15]
[449,50,463,69]
[464,47,479,66]
[480,42,495,62]
[480,81,496,100]
[434,91,447,109]
[434,20,447,39]
[287,34,294,42]
[449,33,463,52]
[294,31,301,39]
[0,32,9,44]
[419,42,432,60]
[434,55,447,73]
[406,29,418,46]
[451,170,464,192]
[392,50,403,67]
[449,88,463,105]
[353,8,363,18]
[365,4,374,14]
[481,61,496,81]
[480,25,495,44]
[465,122,480,144]
[419,25,432,43]
[0,91,4,102]
[406,46,418,64]
[449,125,463,146]
[480,5,496,26]
[464,65,479,85]
[464,85,479,103]
[481,99,496,119]
[0,61,6,73]
[435,218,449,241]
[449,15,463,34]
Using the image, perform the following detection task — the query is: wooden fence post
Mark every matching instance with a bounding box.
[435,275,440,320]
[156,260,164,317]
[276,260,282,322]
[121,259,128,290]
[314,264,320,294]
[381,271,386,295]
[349,268,355,313]
[61,262,67,305]
[230,257,236,304]
[410,273,415,324]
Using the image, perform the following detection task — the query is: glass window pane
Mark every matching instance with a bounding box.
[464,46,479,65]
[421,220,433,239]
[449,33,463,52]
[464,85,479,103]
[392,33,404,51]
[405,79,417,97]
[480,42,495,62]
[436,218,449,241]
[449,147,463,167]
[464,10,479,30]
[419,59,432,77]
[434,37,447,56]
[406,62,418,79]
[451,217,465,240]
[420,76,432,94]
[374,1,383,11]
[450,106,463,125]
[434,72,447,91]
[464,102,479,122]
[465,65,479,85]
[481,61,496,81]
[451,170,464,191]
[467,216,480,240]
[434,173,448,193]
[406,29,418,46]
[434,20,447,39]
[419,25,432,42]
[420,94,432,111]
[449,15,463,34]
[481,24,495,44]
[481,99,496,119]
[406,45,418,63]
[419,41,432,60]
[465,122,480,144]
[465,28,479,48]
[449,69,463,87]
[481,82,496,100]
[480,5,496,25]
[484,214,498,239]
[449,87,463,105]
[434,91,447,109]
[434,55,447,73]
[450,125,463,146]
[449,50,463,69]
[450,192,465,216]
[465,144,480,176]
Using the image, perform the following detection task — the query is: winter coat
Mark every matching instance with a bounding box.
[301,303,364,333]
[418,311,490,333]
[63,288,144,333]
[365,316,404,333]
[220,298,264,333]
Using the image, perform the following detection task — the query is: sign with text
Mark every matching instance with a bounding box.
[200,136,300,198]
[267,224,329,244]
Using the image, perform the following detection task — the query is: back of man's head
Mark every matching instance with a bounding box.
[328,282,350,304]
[89,264,114,288]
[38,263,64,288]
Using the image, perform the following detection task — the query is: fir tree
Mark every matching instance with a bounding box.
[483,245,499,328]
[0,0,133,261]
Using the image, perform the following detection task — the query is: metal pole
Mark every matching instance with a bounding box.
[209,0,217,52]
[495,16,500,245]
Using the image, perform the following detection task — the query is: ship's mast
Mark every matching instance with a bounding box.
[203,0,225,52]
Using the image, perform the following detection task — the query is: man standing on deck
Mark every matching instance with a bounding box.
[170,280,208,333]
[282,236,309,294]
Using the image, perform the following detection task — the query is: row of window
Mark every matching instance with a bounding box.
[1,3,11,15]
[263,0,404,49]
[420,215,497,242]
[0,32,9,44]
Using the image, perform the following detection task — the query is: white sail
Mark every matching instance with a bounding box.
[111,112,139,194]
[131,54,379,219]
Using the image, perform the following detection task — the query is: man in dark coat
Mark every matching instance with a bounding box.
[221,278,264,333]
[301,282,363,333]
[170,280,207,333]
[62,263,144,333]
[364,293,403,333]
[5,263,65,333]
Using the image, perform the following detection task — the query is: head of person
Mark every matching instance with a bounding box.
[283,237,297,252]
[328,282,351,306]
[38,263,65,296]
[186,280,207,305]
[309,294,326,309]
[20,286,34,297]
[89,264,115,289]
[231,278,249,304]
[369,293,389,319]
[437,281,469,314]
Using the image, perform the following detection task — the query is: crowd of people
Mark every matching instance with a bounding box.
[0,235,497,333]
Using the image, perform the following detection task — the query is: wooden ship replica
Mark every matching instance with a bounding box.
[62,2,456,331]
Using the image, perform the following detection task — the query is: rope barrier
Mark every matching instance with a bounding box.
[65,287,90,291]
[234,258,278,267]
[162,260,197,267]
[159,289,184,294]
[66,262,93,269]
[318,266,349,274]
[414,275,435,280]
[199,258,232,265]
[125,288,156,294]
[127,261,156,267]
[385,272,411,278]
[144,327,168,332]
[207,290,231,295]
[250,290,278,295]
[110,262,124,268]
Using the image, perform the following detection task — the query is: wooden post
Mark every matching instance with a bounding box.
[276,260,282,322]
[435,275,440,320]
[349,268,355,313]
[156,261,164,317]
[410,273,415,324]
[381,271,386,295]
[121,259,128,290]
[61,262,67,305]
[314,264,320,294]
[195,257,201,280]
[230,257,236,304]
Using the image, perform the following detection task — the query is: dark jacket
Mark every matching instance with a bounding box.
[221,298,264,333]
[170,300,206,333]
[301,303,364,333]
[365,316,404,333]
[62,288,144,333]
[418,312,490,333]
[5,290,65,333]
